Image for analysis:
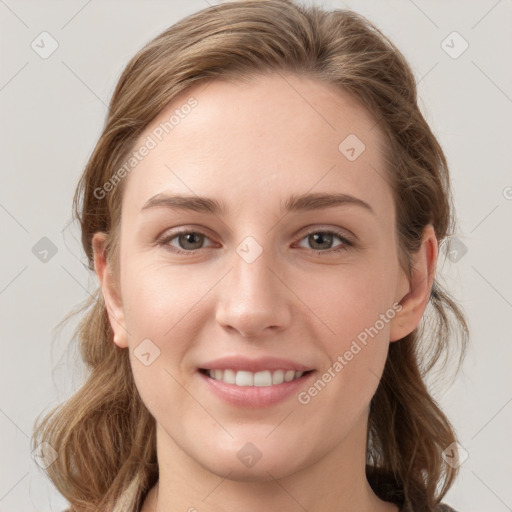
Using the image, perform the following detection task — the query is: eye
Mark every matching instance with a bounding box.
[295,229,353,255]
[157,227,354,256]
[158,230,216,255]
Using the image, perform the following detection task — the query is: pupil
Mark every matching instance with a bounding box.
[311,233,332,249]
[180,233,202,250]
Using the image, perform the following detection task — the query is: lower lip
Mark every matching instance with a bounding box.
[198,370,316,408]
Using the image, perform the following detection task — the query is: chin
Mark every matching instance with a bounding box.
[195,445,310,483]
[206,460,299,483]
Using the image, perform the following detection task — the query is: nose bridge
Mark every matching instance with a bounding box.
[215,235,290,337]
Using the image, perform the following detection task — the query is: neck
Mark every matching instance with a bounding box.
[142,412,398,512]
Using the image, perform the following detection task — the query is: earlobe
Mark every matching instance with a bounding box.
[92,232,129,349]
[389,224,438,342]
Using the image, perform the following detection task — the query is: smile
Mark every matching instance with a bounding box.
[200,369,310,386]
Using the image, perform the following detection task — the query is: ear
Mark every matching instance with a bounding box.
[389,224,438,342]
[92,232,129,349]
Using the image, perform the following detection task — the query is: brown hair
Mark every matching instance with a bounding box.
[32,1,468,511]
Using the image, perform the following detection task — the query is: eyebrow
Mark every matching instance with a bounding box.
[141,191,375,216]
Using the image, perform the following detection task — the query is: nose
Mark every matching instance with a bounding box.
[215,247,292,339]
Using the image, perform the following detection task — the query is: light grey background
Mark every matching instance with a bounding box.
[1,1,511,511]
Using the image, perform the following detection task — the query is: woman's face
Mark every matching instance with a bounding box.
[96,73,419,481]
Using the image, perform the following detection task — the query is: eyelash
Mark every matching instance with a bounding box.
[157,228,354,256]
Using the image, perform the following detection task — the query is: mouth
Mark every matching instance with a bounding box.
[199,368,315,387]
[197,356,316,407]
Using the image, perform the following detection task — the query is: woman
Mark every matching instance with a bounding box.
[32,1,468,511]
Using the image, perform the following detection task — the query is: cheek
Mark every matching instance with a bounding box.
[294,258,398,343]
[121,259,205,337]
[121,245,398,355]
[121,261,202,419]
[294,262,396,405]
[119,260,204,405]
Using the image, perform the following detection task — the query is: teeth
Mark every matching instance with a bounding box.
[236,370,253,386]
[206,369,307,386]
[272,369,284,385]
[223,369,236,384]
[284,370,296,382]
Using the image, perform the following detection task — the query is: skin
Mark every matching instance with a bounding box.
[93,72,438,512]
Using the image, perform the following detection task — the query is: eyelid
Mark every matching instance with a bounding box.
[298,224,354,242]
[156,224,216,243]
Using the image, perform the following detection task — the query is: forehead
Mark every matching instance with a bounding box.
[121,73,393,220]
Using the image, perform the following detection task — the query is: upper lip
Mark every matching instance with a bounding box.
[199,356,313,373]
